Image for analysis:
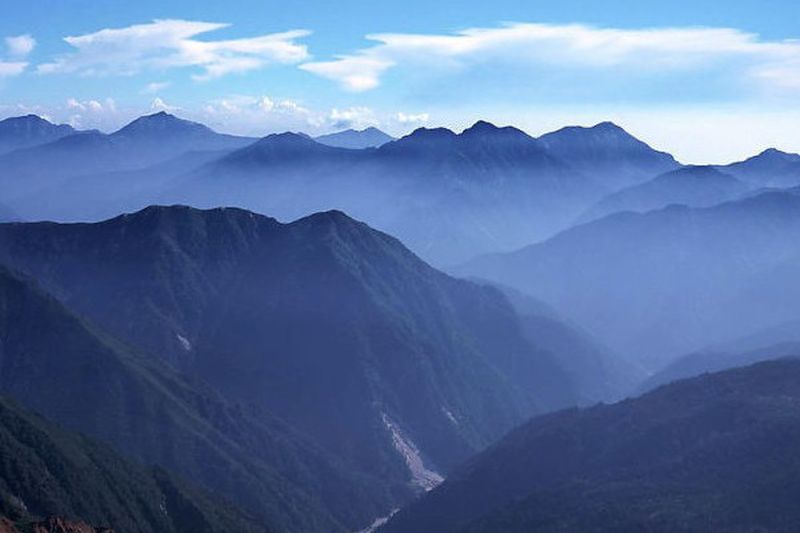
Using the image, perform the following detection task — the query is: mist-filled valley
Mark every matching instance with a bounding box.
[2,106,800,532]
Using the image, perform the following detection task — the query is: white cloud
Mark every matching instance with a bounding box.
[300,22,800,94]
[66,97,116,113]
[395,112,429,124]
[38,19,310,80]
[206,94,311,116]
[150,97,179,112]
[63,97,119,129]
[0,61,26,77]
[142,81,171,94]
[328,106,378,129]
[196,95,423,135]
[199,94,320,133]
[301,56,394,91]
[5,34,36,57]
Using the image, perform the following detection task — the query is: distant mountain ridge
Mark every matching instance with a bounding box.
[315,127,395,149]
[0,112,256,206]
[639,341,800,394]
[176,120,607,263]
[5,112,789,265]
[719,148,800,188]
[0,112,686,263]
[578,165,748,223]
[539,121,681,190]
[461,189,800,368]
[0,114,76,155]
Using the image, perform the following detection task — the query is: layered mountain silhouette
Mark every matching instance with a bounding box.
[483,282,642,402]
[0,113,697,264]
[720,148,800,188]
[578,165,749,223]
[382,357,800,533]
[0,264,397,532]
[2,107,800,532]
[0,393,267,533]
[461,189,800,368]
[315,127,395,148]
[174,121,606,263]
[0,114,76,155]
[538,121,680,190]
[639,341,800,393]
[0,112,255,206]
[0,205,632,511]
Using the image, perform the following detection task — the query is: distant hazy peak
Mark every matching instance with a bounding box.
[315,126,395,149]
[657,165,737,179]
[405,126,459,139]
[746,147,800,163]
[112,111,215,137]
[460,120,533,139]
[262,131,326,144]
[0,114,77,151]
[462,120,500,133]
[0,113,60,126]
[541,121,643,142]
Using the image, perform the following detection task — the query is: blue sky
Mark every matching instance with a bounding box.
[0,0,798,162]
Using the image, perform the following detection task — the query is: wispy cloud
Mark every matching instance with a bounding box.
[64,97,119,129]
[150,97,180,112]
[302,56,394,91]
[395,112,429,124]
[39,19,310,80]
[5,34,36,57]
[142,81,171,94]
[0,61,26,77]
[0,34,35,77]
[328,106,378,129]
[301,22,800,95]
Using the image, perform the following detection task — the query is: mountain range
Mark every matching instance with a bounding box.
[381,357,800,532]
[0,112,254,209]
[538,121,680,190]
[0,114,76,155]
[461,189,800,368]
[577,165,749,223]
[719,148,800,188]
[2,108,800,531]
[0,113,686,264]
[0,205,636,529]
[169,120,611,264]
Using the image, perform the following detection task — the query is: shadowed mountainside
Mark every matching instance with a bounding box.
[0,205,632,509]
[0,393,269,533]
[382,357,800,533]
[0,264,398,533]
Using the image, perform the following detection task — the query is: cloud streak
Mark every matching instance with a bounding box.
[0,34,35,77]
[300,22,800,94]
[5,34,36,57]
[39,19,310,80]
[0,61,26,77]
